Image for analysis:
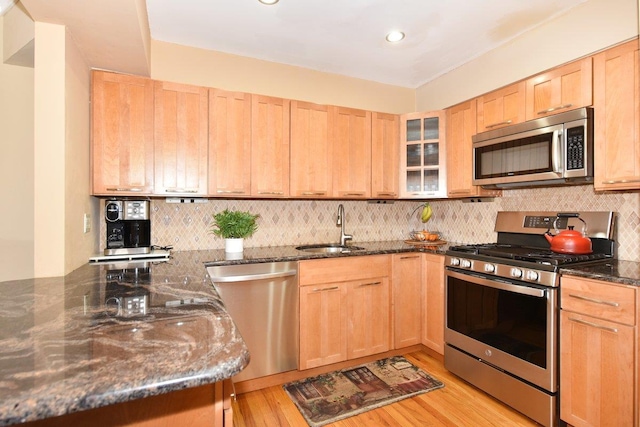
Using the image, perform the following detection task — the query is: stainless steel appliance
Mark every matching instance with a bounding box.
[444,211,616,427]
[105,200,151,256]
[472,107,593,189]
[206,262,299,382]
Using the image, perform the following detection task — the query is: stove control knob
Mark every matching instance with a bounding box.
[484,263,496,273]
[510,268,523,279]
[460,259,472,269]
[450,257,461,267]
[526,270,539,281]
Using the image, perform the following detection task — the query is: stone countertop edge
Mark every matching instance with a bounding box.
[559,259,640,286]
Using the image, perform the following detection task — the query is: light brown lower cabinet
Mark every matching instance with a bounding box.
[560,275,637,427]
[392,253,423,348]
[298,256,391,370]
[422,253,445,354]
[23,380,234,427]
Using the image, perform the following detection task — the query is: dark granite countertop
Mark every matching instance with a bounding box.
[201,239,451,266]
[560,259,640,286]
[5,238,634,426]
[0,240,444,426]
[0,251,249,426]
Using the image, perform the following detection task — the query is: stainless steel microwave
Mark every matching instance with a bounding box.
[472,107,593,189]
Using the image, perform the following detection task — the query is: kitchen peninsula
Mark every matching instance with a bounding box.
[0,251,250,427]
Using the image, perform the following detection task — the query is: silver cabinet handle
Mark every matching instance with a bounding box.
[216,190,246,194]
[343,192,365,196]
[568,293,620,307]
[602,178,640,184]
[257,191,284,195]
[448,190,471,195]
[165,188,199,193]
[568,317,618,333]
[485,120,512,129]
[106,187,143,192]
[302,191,327,196]
[312,286,339,292]
[537,103,573,115]
[359,281,382,287]
[375,192,397,197]
[400,255,420,260]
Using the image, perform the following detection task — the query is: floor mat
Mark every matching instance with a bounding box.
[282,355,444,426]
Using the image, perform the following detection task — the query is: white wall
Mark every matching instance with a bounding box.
[0,17,35,282]
[64,27,97,274]
[150,40,416,115]
[416,0,640,110]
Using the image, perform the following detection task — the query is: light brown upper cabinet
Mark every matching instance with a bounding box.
[525,57,593,120]
[208,89,252,197]
[290,101,332,198]
[91,71,154,196]
[154,81,208,196]
[371,112,399,199]
[446,101,476,198]
[251,95,291,198]
[331,107,372,198]
[593,39,640,191]
[476,82,526,133]
[446,100,501,199]
[399,111,447,199]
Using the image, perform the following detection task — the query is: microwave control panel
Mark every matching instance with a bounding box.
[566,126,585,170]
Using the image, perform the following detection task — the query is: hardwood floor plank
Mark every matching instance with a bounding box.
[232,349,539,427]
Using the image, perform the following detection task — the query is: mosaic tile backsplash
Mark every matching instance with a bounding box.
[100,186,640,262]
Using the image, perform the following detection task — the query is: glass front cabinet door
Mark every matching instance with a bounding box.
[399,111,447,198]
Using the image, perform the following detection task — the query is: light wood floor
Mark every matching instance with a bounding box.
[232,350,540,426]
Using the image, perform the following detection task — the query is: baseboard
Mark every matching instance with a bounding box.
[233,344,431,394]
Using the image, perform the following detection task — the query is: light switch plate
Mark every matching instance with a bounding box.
[83,213,91,233]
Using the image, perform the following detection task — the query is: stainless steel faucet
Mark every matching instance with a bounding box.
[336,204,353,246]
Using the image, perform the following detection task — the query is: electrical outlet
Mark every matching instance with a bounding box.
[83,213,91,233]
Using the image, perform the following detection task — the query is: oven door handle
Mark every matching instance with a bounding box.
[447,270,546,298]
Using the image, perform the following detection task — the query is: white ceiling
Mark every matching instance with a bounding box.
[146,0,587,88]
[19,0,588,88]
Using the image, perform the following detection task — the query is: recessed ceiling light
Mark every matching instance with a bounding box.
[385,31,405,43]
[259,0,279,4]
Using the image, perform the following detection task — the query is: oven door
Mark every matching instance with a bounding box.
[445,268,557,392]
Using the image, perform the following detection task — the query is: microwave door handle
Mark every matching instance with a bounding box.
[551,129,563,174]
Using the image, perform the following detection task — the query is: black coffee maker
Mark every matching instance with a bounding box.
[104,200,151,255]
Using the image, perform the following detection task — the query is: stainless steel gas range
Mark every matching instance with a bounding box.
[444,211,616,427]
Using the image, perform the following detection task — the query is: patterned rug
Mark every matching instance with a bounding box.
[283,356,444,427]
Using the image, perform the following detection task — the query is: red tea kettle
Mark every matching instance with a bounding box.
[544,213,593,254]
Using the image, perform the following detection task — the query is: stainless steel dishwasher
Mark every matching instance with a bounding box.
[206,261,298,382]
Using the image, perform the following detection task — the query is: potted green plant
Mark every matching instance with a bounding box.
[211,209,260,252]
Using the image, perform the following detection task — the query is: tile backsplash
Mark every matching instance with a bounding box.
[100,186,639,262]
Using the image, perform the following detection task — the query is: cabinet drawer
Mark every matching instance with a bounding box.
[561,276,636,326]
[299,255,390,285]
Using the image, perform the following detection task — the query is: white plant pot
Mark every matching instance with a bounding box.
[225,238,244,253]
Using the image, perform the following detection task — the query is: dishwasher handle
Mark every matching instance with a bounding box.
[209,269,297,283]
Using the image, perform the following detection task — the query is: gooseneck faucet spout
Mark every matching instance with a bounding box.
[336,204,353,246]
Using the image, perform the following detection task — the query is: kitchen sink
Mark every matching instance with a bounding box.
[295,244,366,254]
